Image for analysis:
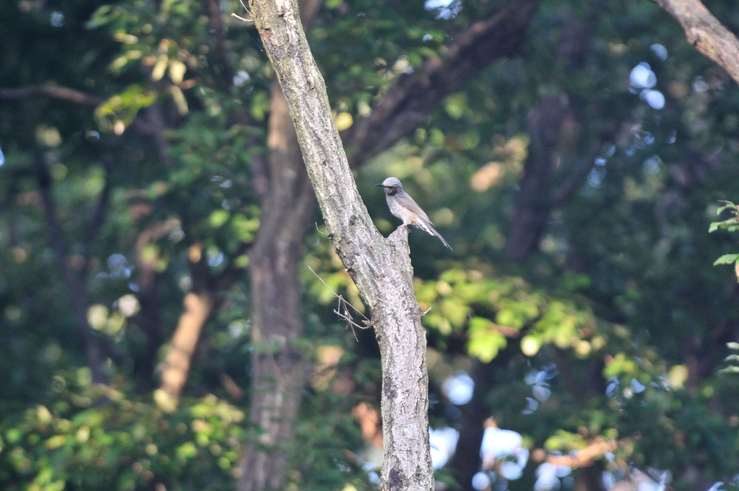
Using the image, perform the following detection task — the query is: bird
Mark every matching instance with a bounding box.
[377,176,452,250]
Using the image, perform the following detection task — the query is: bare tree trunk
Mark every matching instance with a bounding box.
[654,0,739,84]
[238,3,320,489]
[238,82,315,491]
[248,1,433,489]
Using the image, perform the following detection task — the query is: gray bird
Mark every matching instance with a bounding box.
[377,177,452,250]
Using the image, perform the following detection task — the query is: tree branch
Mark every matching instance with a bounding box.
[543,438,618,469]
[206,0,235,86]
[345,0,539,167]
[80,158,113,281]
[0,84,103,105]
[250,0,432,488]
[654,0,739,84]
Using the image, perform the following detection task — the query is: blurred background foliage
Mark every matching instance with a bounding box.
[1,0,738,490]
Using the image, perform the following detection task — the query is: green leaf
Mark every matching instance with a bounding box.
[544,430,588,451]
[444,93,467,120]
[439,298,470,328]
[208,210,230,228]
[467,318,506,362]
[716,200,737,215]
[86,5,113,29]
[713,254,739,266]
[708,218,739,233]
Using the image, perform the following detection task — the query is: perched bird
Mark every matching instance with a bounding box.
[377,176,452,250]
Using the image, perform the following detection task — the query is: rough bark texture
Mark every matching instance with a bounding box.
[654,0,739,84]
[249,0,433,489]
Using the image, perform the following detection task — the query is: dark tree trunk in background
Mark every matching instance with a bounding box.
[505,95,572,259]
[345,0,539,168]
[448,348,518,490]
[451,15,616,487]
[238,2,321,489]
[238,82,315,491]
[574,463,606,491]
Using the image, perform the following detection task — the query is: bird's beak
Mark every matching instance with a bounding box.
[376,183,386,188]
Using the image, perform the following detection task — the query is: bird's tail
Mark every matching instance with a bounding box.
[417,220,453,250]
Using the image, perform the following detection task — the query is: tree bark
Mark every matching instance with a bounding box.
[248,1,433,489]
[237,2,321,488]
[238,82,315,491]
[654,0,739,84]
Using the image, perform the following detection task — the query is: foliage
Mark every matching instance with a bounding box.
[1,0,738,490]
[0,380,245,491]
[710,200,739,282]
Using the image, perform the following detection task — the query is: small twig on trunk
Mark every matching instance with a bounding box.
[306,264,372,339]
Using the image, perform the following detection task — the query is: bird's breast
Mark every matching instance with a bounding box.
[387,196,415,224]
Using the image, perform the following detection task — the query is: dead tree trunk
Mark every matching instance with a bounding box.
[249,0,433,488]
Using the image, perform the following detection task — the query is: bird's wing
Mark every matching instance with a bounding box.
[396,192,431,223]
[397,191,452,250]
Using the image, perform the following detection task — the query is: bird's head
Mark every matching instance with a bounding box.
[376,176,403,195]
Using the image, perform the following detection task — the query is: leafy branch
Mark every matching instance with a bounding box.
[709,201,739,279]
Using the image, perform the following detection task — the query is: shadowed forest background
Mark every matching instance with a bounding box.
[1,0,738,490]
